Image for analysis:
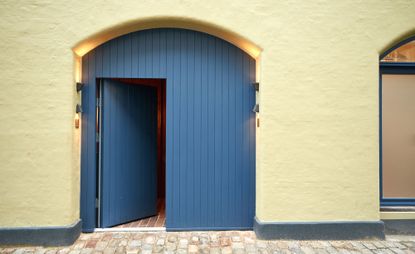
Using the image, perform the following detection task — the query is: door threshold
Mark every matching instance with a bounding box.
[94,227,166,232]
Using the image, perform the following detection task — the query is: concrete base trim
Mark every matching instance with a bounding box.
[254,217,385,240]
[383,219,415,235]
[0,220,82,246]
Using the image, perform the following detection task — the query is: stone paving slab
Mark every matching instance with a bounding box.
[0,231,414,253]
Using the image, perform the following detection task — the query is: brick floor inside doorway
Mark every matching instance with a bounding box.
[114,199,165,228]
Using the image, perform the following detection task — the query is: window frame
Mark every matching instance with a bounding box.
[379,62,415,207]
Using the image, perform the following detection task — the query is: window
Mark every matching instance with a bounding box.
[381,40,415,63]
[380,37,415,206]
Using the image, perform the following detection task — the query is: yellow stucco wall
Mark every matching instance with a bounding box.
[380,212,415,220]
[1,0,415,227]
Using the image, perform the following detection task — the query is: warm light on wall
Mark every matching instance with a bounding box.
[74,79,84,129]
[72,18,262,60]
[74,56,82,83]
[72,20,263,131]
[74,113,80,129]
[75,104,83,129]
[256,113,260,128]
[252,82,260,127]
[75,56,82,130]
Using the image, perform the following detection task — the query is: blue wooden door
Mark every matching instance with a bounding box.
[100,79,158,227]
[81,28,255,231]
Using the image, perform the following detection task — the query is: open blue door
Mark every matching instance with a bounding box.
[100,79,158,228]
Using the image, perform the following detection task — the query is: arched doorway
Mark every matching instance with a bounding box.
[380,36,415,207]
[80,28,256,231]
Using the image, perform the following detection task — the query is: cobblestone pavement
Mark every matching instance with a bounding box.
[1,231,414,254]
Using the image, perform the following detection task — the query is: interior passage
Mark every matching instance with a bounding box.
[114,199,165,228]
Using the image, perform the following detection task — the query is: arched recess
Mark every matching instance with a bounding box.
[73,17,261,59]
[379,34,415,207]
[79,27,257,232]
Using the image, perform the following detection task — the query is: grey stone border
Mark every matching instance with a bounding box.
[254,217,385,240]
[383,219,415,235]
[0,220,81,246]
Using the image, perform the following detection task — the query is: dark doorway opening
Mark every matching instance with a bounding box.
[96,78,166,228]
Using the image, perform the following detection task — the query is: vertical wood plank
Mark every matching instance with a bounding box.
[200,33,209,227]
[193,32,202,226]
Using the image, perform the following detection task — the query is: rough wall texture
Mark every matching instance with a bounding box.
[0,0,415,227]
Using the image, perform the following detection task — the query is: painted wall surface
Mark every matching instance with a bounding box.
[1,0,415,227]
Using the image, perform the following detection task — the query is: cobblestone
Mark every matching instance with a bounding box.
[0,232,414,253]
